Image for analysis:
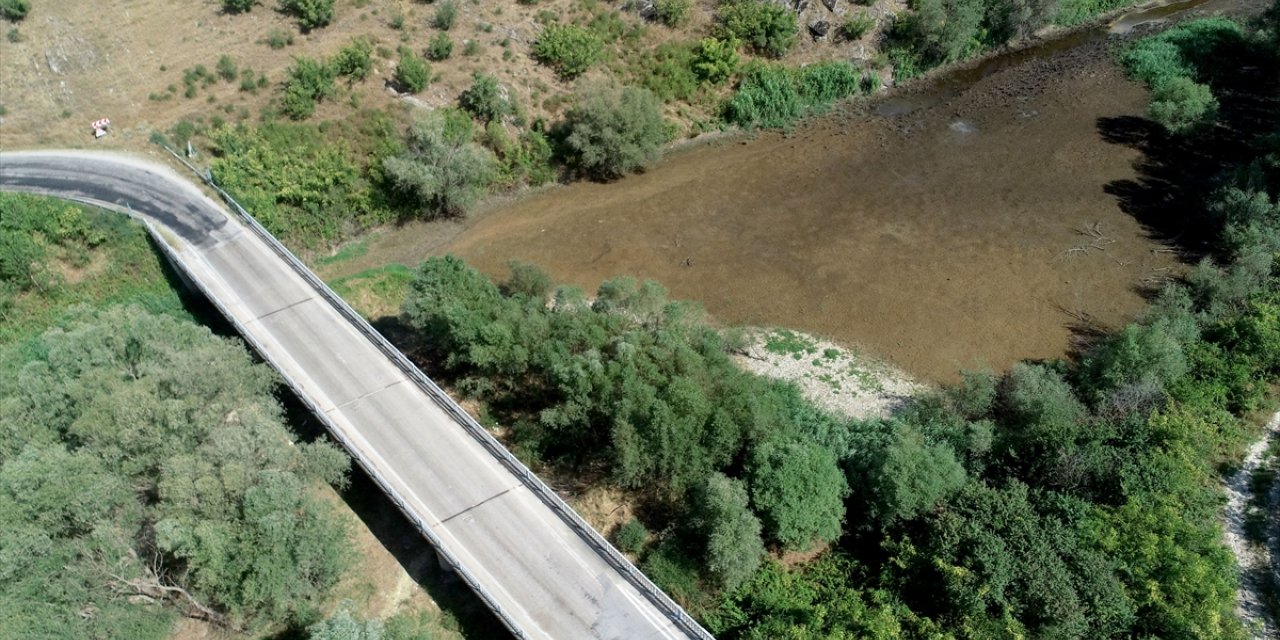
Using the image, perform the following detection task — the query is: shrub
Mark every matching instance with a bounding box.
[426,32,454,60]
[394,51,431,93]
[383,110,496,217]
[840,11,875,41]
[214,56,237,83]
[265,28,294,49]
[692,36,740,85]
[726,61,864,129]
[533,24,604,79]
[655,0,693,27]
[634,42,700,102]
[0,0,29,21]
[460,73,510,122]
[332,38,373,81]
[280,0,334,31]
[560,80,667,180]
[718,0,798,58]
[281,56,336,119]
[222,0,256,13]
[724,64,803,129]
[614,518,649,554]
[433,0,457,30]
[1148,75,1218,133]
[798,61,861,107]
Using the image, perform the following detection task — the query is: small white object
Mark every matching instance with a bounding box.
[93,128,106,138]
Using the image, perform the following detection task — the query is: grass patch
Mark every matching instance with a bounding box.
[0,194,188,346]
[763,328,818,358]
[327,263,414,318]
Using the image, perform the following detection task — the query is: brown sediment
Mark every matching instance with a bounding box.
[433,38,1179,383]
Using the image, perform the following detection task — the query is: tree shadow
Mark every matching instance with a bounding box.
[1096,37,1280,265]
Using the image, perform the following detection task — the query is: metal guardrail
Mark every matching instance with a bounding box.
[156,145,715,640]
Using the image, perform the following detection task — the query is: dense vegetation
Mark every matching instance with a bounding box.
[0,195,355,637]
[396,12,1280,638]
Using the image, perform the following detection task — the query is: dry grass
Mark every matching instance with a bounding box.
[0,0,898,152]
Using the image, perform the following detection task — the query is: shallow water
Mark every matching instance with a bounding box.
[366,0,1264,382]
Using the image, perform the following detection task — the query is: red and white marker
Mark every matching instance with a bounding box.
[91,118,111,138]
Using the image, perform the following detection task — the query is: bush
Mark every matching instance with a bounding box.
[281,56,336,119]
[724,64,802,129]
[533,24,604,79]
[215,55,238,82]
[383,109,496,217]
[426,32,454,61]
[727,61,866,129]
[0,0,29,21]
[840,11,875,41]
[394,51,431,93]
[655,0,693,27]
[692,36,740,85]
[279,0,334,31]
[210,117,400,245]
[460,73,510,122]
[266,28,294,49]
[331,37,373,81]
[633,42,700,102]
[1148,75,1218,133]
[614,518,649,554]
[718,0,798,58]
[222,0,256,14]
[560,80,667,180]
[433,0,457,30]
[798,61,861,107]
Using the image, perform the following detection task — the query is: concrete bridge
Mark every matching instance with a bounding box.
[0,150,714,640]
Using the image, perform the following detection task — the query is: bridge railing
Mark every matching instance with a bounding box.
[156,145,715,640]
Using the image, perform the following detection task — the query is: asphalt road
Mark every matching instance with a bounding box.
[0,150,706,640]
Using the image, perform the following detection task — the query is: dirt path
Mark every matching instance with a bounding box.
[1225,411,1280,639]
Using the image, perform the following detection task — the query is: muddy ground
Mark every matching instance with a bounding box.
[345,34,1190,383]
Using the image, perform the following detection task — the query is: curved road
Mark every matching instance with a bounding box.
[0,150,710,640]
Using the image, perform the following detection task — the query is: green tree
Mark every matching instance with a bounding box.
[748,440,849,550]
[868,427,968,522]
[560,80,667,180]
[383,110,496,217]
[695,473,765,590]
[0,306,352,631]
